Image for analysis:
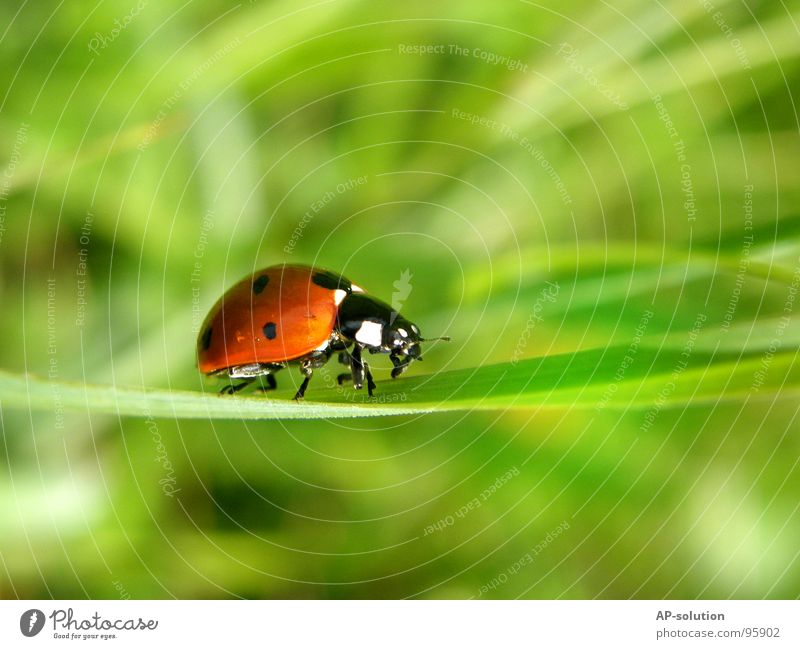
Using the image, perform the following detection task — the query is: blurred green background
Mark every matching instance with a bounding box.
[1,0,799,598]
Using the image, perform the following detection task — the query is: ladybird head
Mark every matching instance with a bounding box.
[337,293,449,372]
[384,316,450,377]
[384,315,423,358]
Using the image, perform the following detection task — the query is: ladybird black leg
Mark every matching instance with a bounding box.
[293,376,311,400]
[337,352,354,384]
[349,345,376,396]
[256,373,278,393]
[390,353,411,379]
[293,368,313,401]
[365,366,376,397]
[220,378,255,395]
[349,345,366,390]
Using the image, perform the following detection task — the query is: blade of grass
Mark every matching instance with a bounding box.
[1,345,796,421]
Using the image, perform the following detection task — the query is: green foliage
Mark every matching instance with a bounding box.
[1,0,799,599]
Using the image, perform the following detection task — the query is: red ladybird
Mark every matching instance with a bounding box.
[197,264,447,399]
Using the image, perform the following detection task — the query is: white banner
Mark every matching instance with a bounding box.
[0,600,796,648]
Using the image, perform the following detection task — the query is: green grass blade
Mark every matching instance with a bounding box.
[2,345,796,421]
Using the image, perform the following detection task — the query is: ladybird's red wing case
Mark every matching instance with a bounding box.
[197,265,342,373]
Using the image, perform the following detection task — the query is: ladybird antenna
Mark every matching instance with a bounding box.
[421,335,451,342]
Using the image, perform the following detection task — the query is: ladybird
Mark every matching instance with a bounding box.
[197,264,448,399]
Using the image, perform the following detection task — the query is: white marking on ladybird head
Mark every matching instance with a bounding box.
[354,320,383,347]
[333,289,348,305]
[397,327,408,338]
[351,283,365,293]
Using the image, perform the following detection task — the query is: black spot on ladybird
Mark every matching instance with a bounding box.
[201,327,213,350]
[263,322,277,340]
[312,270,351,292]
[253,275,270,294]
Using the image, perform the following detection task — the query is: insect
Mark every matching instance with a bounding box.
[197,264,448,399]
